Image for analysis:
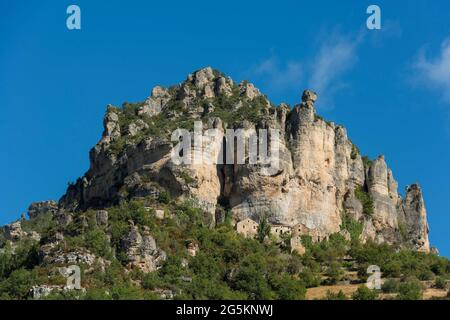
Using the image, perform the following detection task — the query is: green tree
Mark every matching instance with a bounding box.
[435,276,447,290]
[326,261,344,284]
[352,286,378,300]
[381,278,400,293]
[354,185,374,216]
[256,215,271,243]
[158,191,171,204]
[324,290,346,300]
[111,283,143,300]
[270,274,306,300]
[298,268,321,288]
[0,269,37,299]
[398,277,423,300]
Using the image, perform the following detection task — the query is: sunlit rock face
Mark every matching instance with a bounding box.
[57,68,430,252]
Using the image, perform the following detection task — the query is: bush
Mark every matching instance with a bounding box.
[340,212,363,242]
[351,144,360,160]
[398,277,423,300]
[354,186,374,216]
[324,290,346,300]
[310,235,347,264]
[142,272,162,290]
[418,269,435,281]
[352,286,378,300]
[381,278,400,293]
[0,241,40,280]
[256,215,271,243]
[84,229,112,258]
[158,191,171,204]
[362,156,373,168]
[298,268,321,288]
[110,283,143,300]
[232,253,276,300]
[435,276,447,290]
[269,274,306,300]
[325,262,344,284]
[0,269,37,299]
[84,288,113,300]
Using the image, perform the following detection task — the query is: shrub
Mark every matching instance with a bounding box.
[256,215,271,243]
[362,156,373,168]
[351,144,360,160]
[398,223,408,241]
[84,288,113,300]
[435,276,447,289]
[298,268,321,288]
[418,269,435,281]
[180,172,195,184]
[341,212,363,242]
[158,191,171,204]
[232,254,276,299]
[84,229,112,258]
[398,277,423,300]
[382,278,400,293]
[269,274,306,300]
[21,211,55,234]
[326,262,344,284]
[0,268,37,299]
[324,290,346,300]
[110,283,143,300]
[142,272,162,290]
[311,235,347,264]
[352,286,378,300]
[354,185,374,216]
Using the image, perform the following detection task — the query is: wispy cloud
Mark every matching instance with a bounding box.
[252,57,303,92]
[414,38,450,102]
[307,32,360,109]
[249,30,361,109]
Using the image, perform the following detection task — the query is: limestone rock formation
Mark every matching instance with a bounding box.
[28,201,59,219]
[121,222,166,272]
[4,221,24,241]
[29,67,431,252]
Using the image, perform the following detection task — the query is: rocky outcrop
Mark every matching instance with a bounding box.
[400,184,430,252]
[4,221,24,241]
[121,222,166,272]
[2,220,41,244]
[55,67,430,252]
[96,210,109,226]
[41,247,97,266]
[138,86,171,117]
[28,201,59,219]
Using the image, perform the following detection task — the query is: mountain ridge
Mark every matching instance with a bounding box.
[57,66,430,253]
[1,67,446,301]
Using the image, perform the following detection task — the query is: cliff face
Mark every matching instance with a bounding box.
[57,67,429,252]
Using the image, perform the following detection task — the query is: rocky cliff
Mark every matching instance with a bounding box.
[47,67,430,252]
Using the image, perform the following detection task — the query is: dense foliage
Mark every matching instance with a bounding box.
[0,198,449,300]
[354,185,375,216]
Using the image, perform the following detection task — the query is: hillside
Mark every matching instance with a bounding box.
[0,67,448,300]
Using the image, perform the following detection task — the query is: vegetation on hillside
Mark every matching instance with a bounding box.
[3,197,447,300]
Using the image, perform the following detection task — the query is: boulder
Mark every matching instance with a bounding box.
[96,210,109,226]
[4,221,23,241]
[28,200,58,219]
[121,223,166,272]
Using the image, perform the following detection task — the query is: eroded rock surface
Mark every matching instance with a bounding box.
[50,67,431,252]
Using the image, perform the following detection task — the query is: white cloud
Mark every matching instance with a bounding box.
[308,33,359,109]
[250,31,360,109]
[414,38,450,102]
[252,57,303,92]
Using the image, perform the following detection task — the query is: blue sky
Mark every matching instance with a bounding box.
[1,0,449,256]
